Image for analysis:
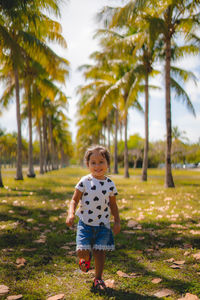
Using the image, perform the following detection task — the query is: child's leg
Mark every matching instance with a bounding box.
[77,250,91,272]
[93,250,105,280]
[77,249,90,261]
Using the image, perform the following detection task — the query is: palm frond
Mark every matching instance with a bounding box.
[171,66,197,84]
[170,77,196,117]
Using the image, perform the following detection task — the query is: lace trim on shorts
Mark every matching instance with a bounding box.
[76,245,91,251]
[93,244,115,251]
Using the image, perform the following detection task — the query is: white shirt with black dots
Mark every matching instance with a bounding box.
[75,174,118,227]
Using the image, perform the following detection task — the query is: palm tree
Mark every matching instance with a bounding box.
[0,0,68,179]
[77,53,121,165]
[172,126,189,143]
[99,0,199,186]
[146,1,198,187]
[93,30,145,178]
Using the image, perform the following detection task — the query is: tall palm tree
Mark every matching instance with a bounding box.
[99,0,199,186]
[77,52,121,165]
[0,0,68,179]
[93,30,145,178]
[145,0,198,187]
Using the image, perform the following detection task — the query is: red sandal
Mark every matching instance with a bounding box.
[93,279,107,290]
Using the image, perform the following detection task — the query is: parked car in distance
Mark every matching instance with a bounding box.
[183,163,197,169]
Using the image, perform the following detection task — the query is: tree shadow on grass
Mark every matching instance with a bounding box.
[0,186,73,201]
[90,287,158,300]
[107,218,200,297]
[1,198,200,298]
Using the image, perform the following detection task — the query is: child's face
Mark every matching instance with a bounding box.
[87,151,108,180]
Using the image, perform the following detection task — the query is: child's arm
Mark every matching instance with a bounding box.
[109,195,121,235]
[66,189,83,227]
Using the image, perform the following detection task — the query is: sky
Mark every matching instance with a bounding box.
[0,0,200,143]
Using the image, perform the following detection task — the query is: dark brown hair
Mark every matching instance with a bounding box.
[84,145,110,166]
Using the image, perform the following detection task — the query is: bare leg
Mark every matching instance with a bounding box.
[93,250,105,280]
[77,250,91,272]
[77,249,90,261]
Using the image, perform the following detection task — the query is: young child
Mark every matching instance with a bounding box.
[66,145,120,290]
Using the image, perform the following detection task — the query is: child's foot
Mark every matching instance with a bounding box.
[79,253,91,272]
[93,279,107,291]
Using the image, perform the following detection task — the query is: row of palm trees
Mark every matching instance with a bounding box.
[0,0,70,183]
[76,0,199,187]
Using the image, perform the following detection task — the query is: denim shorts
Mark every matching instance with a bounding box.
[76,219,115,251]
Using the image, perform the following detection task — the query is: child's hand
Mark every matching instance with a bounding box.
[113,221,121,235]
[66,215,75,228]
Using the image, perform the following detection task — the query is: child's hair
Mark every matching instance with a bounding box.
[84,145,110,166]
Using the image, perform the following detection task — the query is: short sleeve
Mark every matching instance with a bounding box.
[109,181,118,197]
[75,179,85,193]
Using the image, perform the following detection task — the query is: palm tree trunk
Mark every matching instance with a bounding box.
[0,163,3,187]
[14,68,23,180]
[165,36,175,188]
[27,85,35,178]
[124,111,129,178]
[107,116,111,152]
[38,120,44,174]
[113,108,119,174]
[42,112,48,172]
[107,115,111,173]
[142,72,149,181]
[60,147,65,168]
[49,115,55,170]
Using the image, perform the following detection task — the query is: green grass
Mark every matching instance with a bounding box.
[0,166,200,299]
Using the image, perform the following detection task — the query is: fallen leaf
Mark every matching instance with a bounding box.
[34,238,46,244]
[192,253,200,260]
[152,278,162,284]
[174,260,185,265]
[7,295,23,300]
[164,197,172,201]
[154,288,174,298]
[47,294,65,300]
[27,218,34,222]
[190,230,200,235]
[33,227,40,231]
[20,248,37,252]
[0,285,9,295]
[117,270,130,278]
[122,230,135,234]
[127,220,138,228]
[129,272,140,278]
[121,198,128,204]
[16,258,26,265]
[177,293,199,300]
[61,246,70,250]
[165,258,175,263]
[137,236,145,240]
[170,224,187,229]
[175,237,182,241]
[88,269,95,274]
[170,264,182,269]
[105,279,115,288]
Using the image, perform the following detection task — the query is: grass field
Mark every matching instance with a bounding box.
[0,166,200,299]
